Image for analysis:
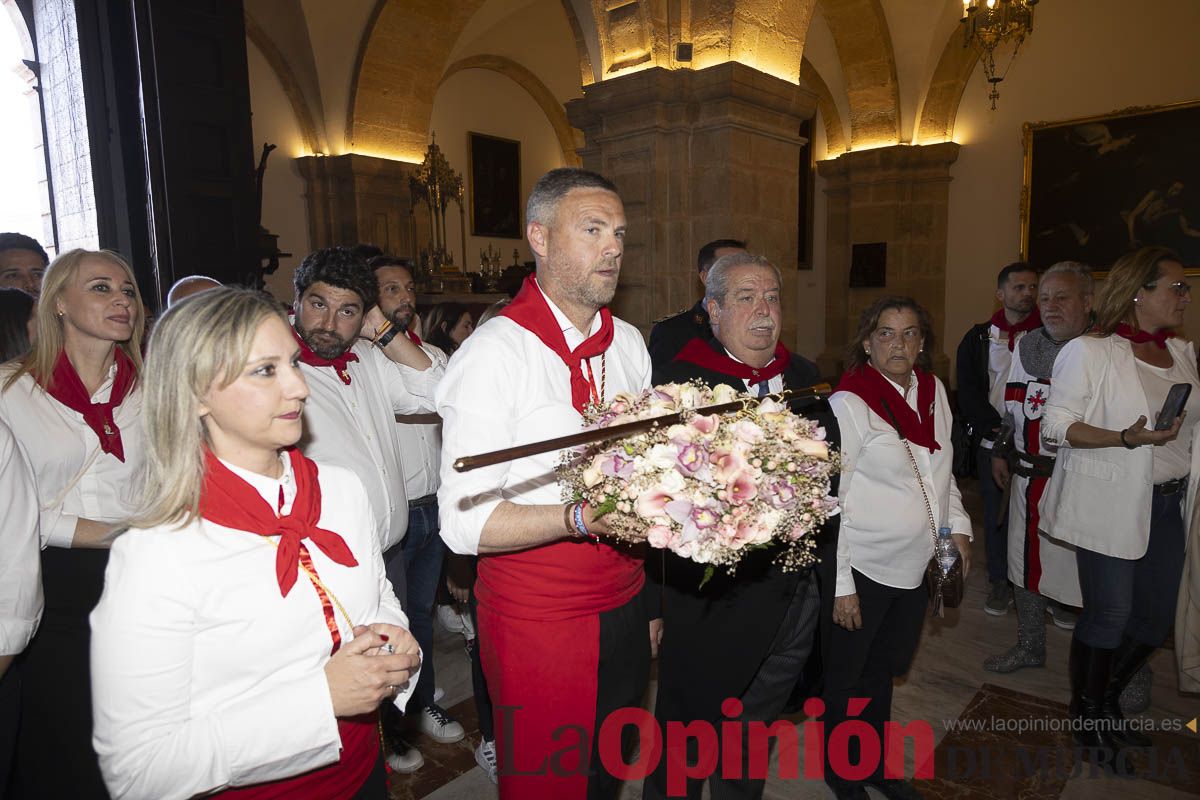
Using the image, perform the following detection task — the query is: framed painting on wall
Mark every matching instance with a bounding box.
[1020,99,1200,274]
[468,132,522,239]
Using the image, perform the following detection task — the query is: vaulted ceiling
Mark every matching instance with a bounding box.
[246,0,982,162]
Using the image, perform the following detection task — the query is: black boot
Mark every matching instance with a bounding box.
[1102,636,1156,748]
[1071,638,1136,777]
[1068,636,1086,718]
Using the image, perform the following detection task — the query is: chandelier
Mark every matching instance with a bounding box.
[961,0,1039,110]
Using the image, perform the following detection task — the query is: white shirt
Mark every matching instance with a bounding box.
[0,417,42,656]
[90,457,416,800]
[395,342,449,500]
[0,364,144,548]
[1134,357,1200,483]
[297,337,443,551]
[983,326,1019,447]
[437,289,653,555]
[830,373,972,595]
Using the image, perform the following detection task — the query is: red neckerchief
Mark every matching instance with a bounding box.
[41,349,137,462]
[1115,323,1176,350]
[200,448,358,602]
[500,275,614,414]
[292,327,358,385]
[406,329,421,345]
[674,337,790,384]
[836,364,940,452]
[989,307,1042,351]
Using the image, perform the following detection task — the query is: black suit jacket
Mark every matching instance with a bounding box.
[648,336,840,724]
[648,300,710,370]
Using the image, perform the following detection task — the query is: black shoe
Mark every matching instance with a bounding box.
[1071,638,1137,778]
[1102,636,1155,748]
[866,777,925,800]
[825,779,868,800]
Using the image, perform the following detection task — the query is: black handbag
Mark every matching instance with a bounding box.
[898,436,964,616]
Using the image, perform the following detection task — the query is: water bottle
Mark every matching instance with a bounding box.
[935,527,958,575]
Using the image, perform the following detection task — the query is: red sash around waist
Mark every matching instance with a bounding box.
[214,714,377,800]
[477,539,643,622]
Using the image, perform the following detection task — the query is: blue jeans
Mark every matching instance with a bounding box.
[385,496,445,711]
[978,443,1008,583]
[1075,488,1186,649]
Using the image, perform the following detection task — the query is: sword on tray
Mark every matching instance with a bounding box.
[452,383,831,473]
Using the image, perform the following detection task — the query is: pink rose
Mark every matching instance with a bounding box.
[646,524,673,548]
[711,449,747,483]
[690,413,720,435]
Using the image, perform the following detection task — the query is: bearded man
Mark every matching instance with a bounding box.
[437,168,659,800]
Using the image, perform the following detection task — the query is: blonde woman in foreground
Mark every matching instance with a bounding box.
[90,287,420,800]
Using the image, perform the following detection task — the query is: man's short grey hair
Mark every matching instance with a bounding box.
[705,253,782,307]
[525,168,619,227]
[1042,261,1094,296]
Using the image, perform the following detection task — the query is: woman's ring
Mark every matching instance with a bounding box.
[382,643,395,655]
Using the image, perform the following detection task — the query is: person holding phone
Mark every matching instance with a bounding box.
[90,288,420,800]
[1041,245,1200,775]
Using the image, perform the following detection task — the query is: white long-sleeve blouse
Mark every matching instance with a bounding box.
[90,457,416,800]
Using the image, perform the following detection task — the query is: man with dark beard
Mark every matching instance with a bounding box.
[644,252,837,800]
[437,168,658,799]
[368,255,463,772]
[292,246,442,600]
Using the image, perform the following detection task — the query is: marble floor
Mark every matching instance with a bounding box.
[390,483,1200,799]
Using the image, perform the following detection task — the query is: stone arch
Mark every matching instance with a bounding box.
[800,57,846,155]
[559,0,597,86]
[244,12,325,154]
[915,27,980,144]
[817,0,901,149]
[440,55,582,166]
[347,0,488,161]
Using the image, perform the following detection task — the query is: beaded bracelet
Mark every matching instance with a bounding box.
[571,501,599,542]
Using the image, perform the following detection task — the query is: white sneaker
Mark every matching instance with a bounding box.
[386,744,424,773]
[475,739,498,784]
[435,604,465,634]
[419,703,465,744]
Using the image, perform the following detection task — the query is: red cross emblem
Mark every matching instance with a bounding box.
[1022,380,1050,420]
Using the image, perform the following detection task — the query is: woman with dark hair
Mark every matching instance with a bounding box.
[424,302,474,356]
[823,295,972,800]
[0,287,35,363]
[91,287,420,799]
[1041,245,1199,773]
[0,248,147,799]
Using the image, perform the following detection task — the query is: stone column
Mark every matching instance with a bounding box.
[815,143,960,379]
[566,63,816,346]
[296,153,418,256]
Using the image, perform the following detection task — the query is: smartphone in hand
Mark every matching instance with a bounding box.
[1155,383,1192,431]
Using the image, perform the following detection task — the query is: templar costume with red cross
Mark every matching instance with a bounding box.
[1000,329,1082,605]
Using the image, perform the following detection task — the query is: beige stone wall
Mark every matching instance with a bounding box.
[568,62,816,350]
[817,143,958,379]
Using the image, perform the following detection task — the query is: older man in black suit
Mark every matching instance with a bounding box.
[643,252,837,800]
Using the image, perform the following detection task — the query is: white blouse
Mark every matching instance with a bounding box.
[0,364,144,548]
[0,417,41,656]
[830,373,972,595]
[90,458,416,800]
[437,289,653,555]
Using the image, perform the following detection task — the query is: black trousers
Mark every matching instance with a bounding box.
[14,547,110,800]
[643,573,820,800]
[822,569,926,787]
[587,593,651,800]
[0,663,18,799]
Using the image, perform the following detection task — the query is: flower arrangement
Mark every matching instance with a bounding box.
[559,382,840,580]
